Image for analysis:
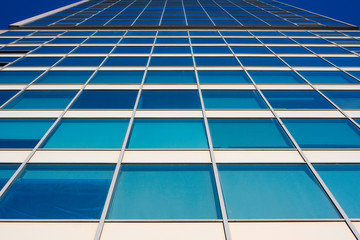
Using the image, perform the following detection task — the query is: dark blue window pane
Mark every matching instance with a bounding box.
[127,119,208,149]
[269,46,310,54]
[145,71,196,84]
[190,31,220,36]
[85,38,119,44]
[95,31,125,36]
[0,164,114,219]
[73,46,113,54]
[0,91,18,106]
[11,57,61,67]
[248,71,305,84]
[126,31,156,36]
[283,119,360,148]
[0,165,18,189]
[231,46,271,54]
[90,71,143,84]
[121,38,154,44]
[35,71,93,84]
[260,38,295,44]
[62,32,95,36]
[308,47,351,54]
[113,46,152,54]
[238,57,286,67]
[195,57,239,66]
[156,38,189,44]
[316,164,360,218]
[282,57,331,67]
[219,164,340,219]
[57,57,104,67]
[300,71,359,84]
[150,57,193,66]
[251,31,283,36]
[0,119,54,148]
[4,90,77,109]
[153,46,191,54]
[71,90,137,109]
[293,38,330,44]
[107,165,220,219]
[203,90,267,109]
[225,38,260,44]
[157,31,188,36]
[104,57,148,66]
[325,57,360,67]
[192,46,231,54]
[220,31,251,36]
[42,119,129,149]
[198,71,251,84]
[322,91,360,109]
[208,119,293,149]
[50,38,86,44]
[191,38,225,44]
[33,46,75,54]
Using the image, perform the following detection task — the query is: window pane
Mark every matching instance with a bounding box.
[326,57,360,67]
[0,164,19,189]
[322,91,360,109]
[33,46,75,54]
[195,57,239,66]
[281,57,331,67]
[300,71,359,84]
[103,57,149,67]
[57,57,104,67]
[248,71,305,84]
[0,164,114,219]
[208,119,293,148]
[90,71,143,84]
[218,164,340,219]
[198,71,251,84]
[269,46,310,54]
[35,71,93,84]
[114,46,152,54]
[238,57,286,67]
[153,46,191,54]
[0,90,18,106]
[107,165,220,219]
[231,46,271,54]
[127,119,208,149]
[145,71,196,84]
[150,57,193,67]
[73,46,113,54]
[11,57,61,67]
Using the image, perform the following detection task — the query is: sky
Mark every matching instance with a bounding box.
[1,0,360,29]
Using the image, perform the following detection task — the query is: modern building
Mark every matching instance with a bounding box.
[0,0,360,239]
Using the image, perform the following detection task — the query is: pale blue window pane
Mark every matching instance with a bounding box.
[42,119,129,149]
[195,57,239,66]
[300,71,359,84]
[4,90,77,109]
[231,46,271,54]
[203,90,267,109]
[150,57,193,66]
[218,164,340,219]
[316,164,360,218]
[104,57,148,66]
[114,46,152,54]
[269,46,310,54]
[90,71,143,84]
[282,57,331,67]
[198,71,251,84]
[11,57,61,67]
[153,46,191,54]
[0,119,54,148]
[107,165,220,219]
[145,71,196,84]
[248,71,305,84]
[0,91,18,106]
[283,119,360,148]
[322,91,360,109]
[0,165,18,189]
[57,57,104,67]
[0,164,114,219]
[127,119,208,149]
[326,57,360,67]
[35,71,93,84]
[33,46,75,54]
[209,119,293,149]
[238,57,286,67]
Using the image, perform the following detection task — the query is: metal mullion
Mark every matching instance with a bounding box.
[188,31,232,240]
[208,0,243,26]
[93,31,158,240]
[103,0,138,26]
[194,0,216,26]
[158,0,168,26]
[130,0,154,26]
[180,0,189,26]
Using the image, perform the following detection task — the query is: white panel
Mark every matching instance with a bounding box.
[64,110,132,118]
[341,67,360,71]
[345,111,360,118]
[293,67,338,71]
[214,150,303,163]
[276,110,344,118]
[4,67,49,71]
[229,222,355,240]
[196,67,242,70]
[84,85,140,90]
[28,85,83,90]
[0,85,27,90]
[0,151,31,163]
[315,85,360,90]
[147,67,194,71]
[206,110,274,118]
[52,67,98,71]
[245,67,290,71]
[123,150,211,163]
[200,85,255,90]
[101,223,225,240]
[142,85,197,90]
[304,151,360,163]
[135,110,203,118]
[30,150,120,163]
[257,84,313,90]
[0,111,62,118]
[353,222,360,233]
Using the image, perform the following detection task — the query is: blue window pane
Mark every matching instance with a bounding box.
[322,91,360,109]
[293,38,330,44]
[57,57,104,67]
[350,72,360,80]
[104,57,148,66]
[145,71,196,84]
[0,90,18,106]
[73,46,113,54]
[251,31,283,36]
[308,47,351,54]
[4,90,77,109]
[190,31,220,36]
[150,57,193,67]
[107,165,220,219]
[157,31,188,36]
[325,57,360,67]
[85,38,118,44]
[138,90,201,109]
[95,31,124,36]
[0,119,54,148]
[62,31,95,36]
[191,38,225,44]
[192,46,231,54]
[231,46,271,54]
[282,57,331,67]
[90,71,143,84]
[269,46,311,54]
[283,119,360,148]
[220,31,251,36]
[156,38,189,44]
[218,164,340,219]
[225,38,260,44]
[300,71,359,84]
[71,90,137,109]
[33,46,75,54]
[113,46,152,54]
[195,57,239,66]
[248,71,305,84]
[42,119,129,149]
[260,38,295,44]
[35,71,93,84]
[0,164,114,219]
[198,71,251,84]
[153,46,191,54]
[0,165,18,189]
[203,90,267,109]
[316,164,360,218]
[11,57,61,67]
[121,38,154,44]
[50,38,86,44]
[126,31,156,36]
[127,119,208,149]
[238,57,286,67]
[263,90,334,109]
[208,119,293,149]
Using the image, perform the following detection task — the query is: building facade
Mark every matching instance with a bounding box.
[0,0,360,239]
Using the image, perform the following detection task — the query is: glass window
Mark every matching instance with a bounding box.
[238,57,285,67]
[198,71,251,84]
[62,31,95,36]
[300,71,359,84]
[57,57,104,67]
[0,119,54,148]
[225,38,260,44]
[35,71,93,84]
[202,90,267,109]
[157,31,188,36]
[325,57,360,67]
[251,31,283,36]
[0,164,114,219]
[72,46,113,54]
[283,119,360,148]
[0,71,43,84]
[190,31,220,36]
[260,38,295,44]
[248,71,305,84]
[85,38,119,44]
[33,46,75,54]
[107,165,220,219]
[316,164,360,218]
[145,71,195,84]
[192,46,231,54]
[281,57,331,67]
[231,46,271,54]
[153,46,191,54]
[127,119,208,149]
[95,31,125,36]
[42,119,129,149]
[269,46,311,54]
[156,38,189,44]
[11,57,61,67]
[322,91,360,109]
[218,164,340,219]
[195,57,239,66]
[0,91,18,106]
[113,46,152,54]
[121,38,154,44]
[307,47,351,54]
[90,71,143,84]
[208,119,293,148]
[71,90,137,109]
[150,57,193,67]
[126,31,156,36]
[50,38,86,44]
[104,57,148,66]
[0,165,18,189]
[292,38,330,44]
[191,38,225,44]
[220,31,251,36]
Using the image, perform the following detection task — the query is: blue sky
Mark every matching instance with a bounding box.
[1,0,359,29]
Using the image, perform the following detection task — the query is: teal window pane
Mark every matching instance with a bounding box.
[322,91,360,109]
[42,119,129,149]
[0,165,19,189]
[0,119,54,148]
[218,164,340,219]
[300,71,359,84]
[107,165,220,219]
[248,71,305,84]
[0,164,114,219]
[127,119,208,149]
[283,119,360,148]
[35,71,93,84]
[4,91,77,109]
[145,71,196,84]
[198,71,251,84]
[90,71,144,84]
[208,119,293,149]
[316,164,360,218]
[202,90,267,109]
[0,90,18,106]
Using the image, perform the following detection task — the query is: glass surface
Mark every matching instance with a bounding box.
[71,90,137,109]
[218,164,340,219]
[35,71,93,84]
[50,38,86,44]
[127,119,208,149]
[42,119,129,149]
[104,57,149,66]
[121,38,154,44]
[195,57,239,66]
[10,57,61,67]
[0,90,18,106]
[0,164,19,189]
[145,71,196,84]
[326,57,360,67]
[231,46,271,54]
[192,46,231,54]
[238,57,285,67]
[150,57,193,67]
[85,38,119,44]
[283,119,360,148]
[269,46,310,54]
[90,71,143,84]
[308,47,351,54]
[57,57,104,67]
[107,165,220,219]
[153,46,191,54]
[33,46,75,54]
[208,119,293,149]
[281,57,331,67]
[322,91,360,109]
[114,46,152,54]
[202,90,267,109]
[316,164,360,218]
[198,71,251,84]
[300,71,359,84]
[0,119,54,148]
[0,164,114,219]
[73,46,113,54]
[248,71,305,84]
[4,90,77,109]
